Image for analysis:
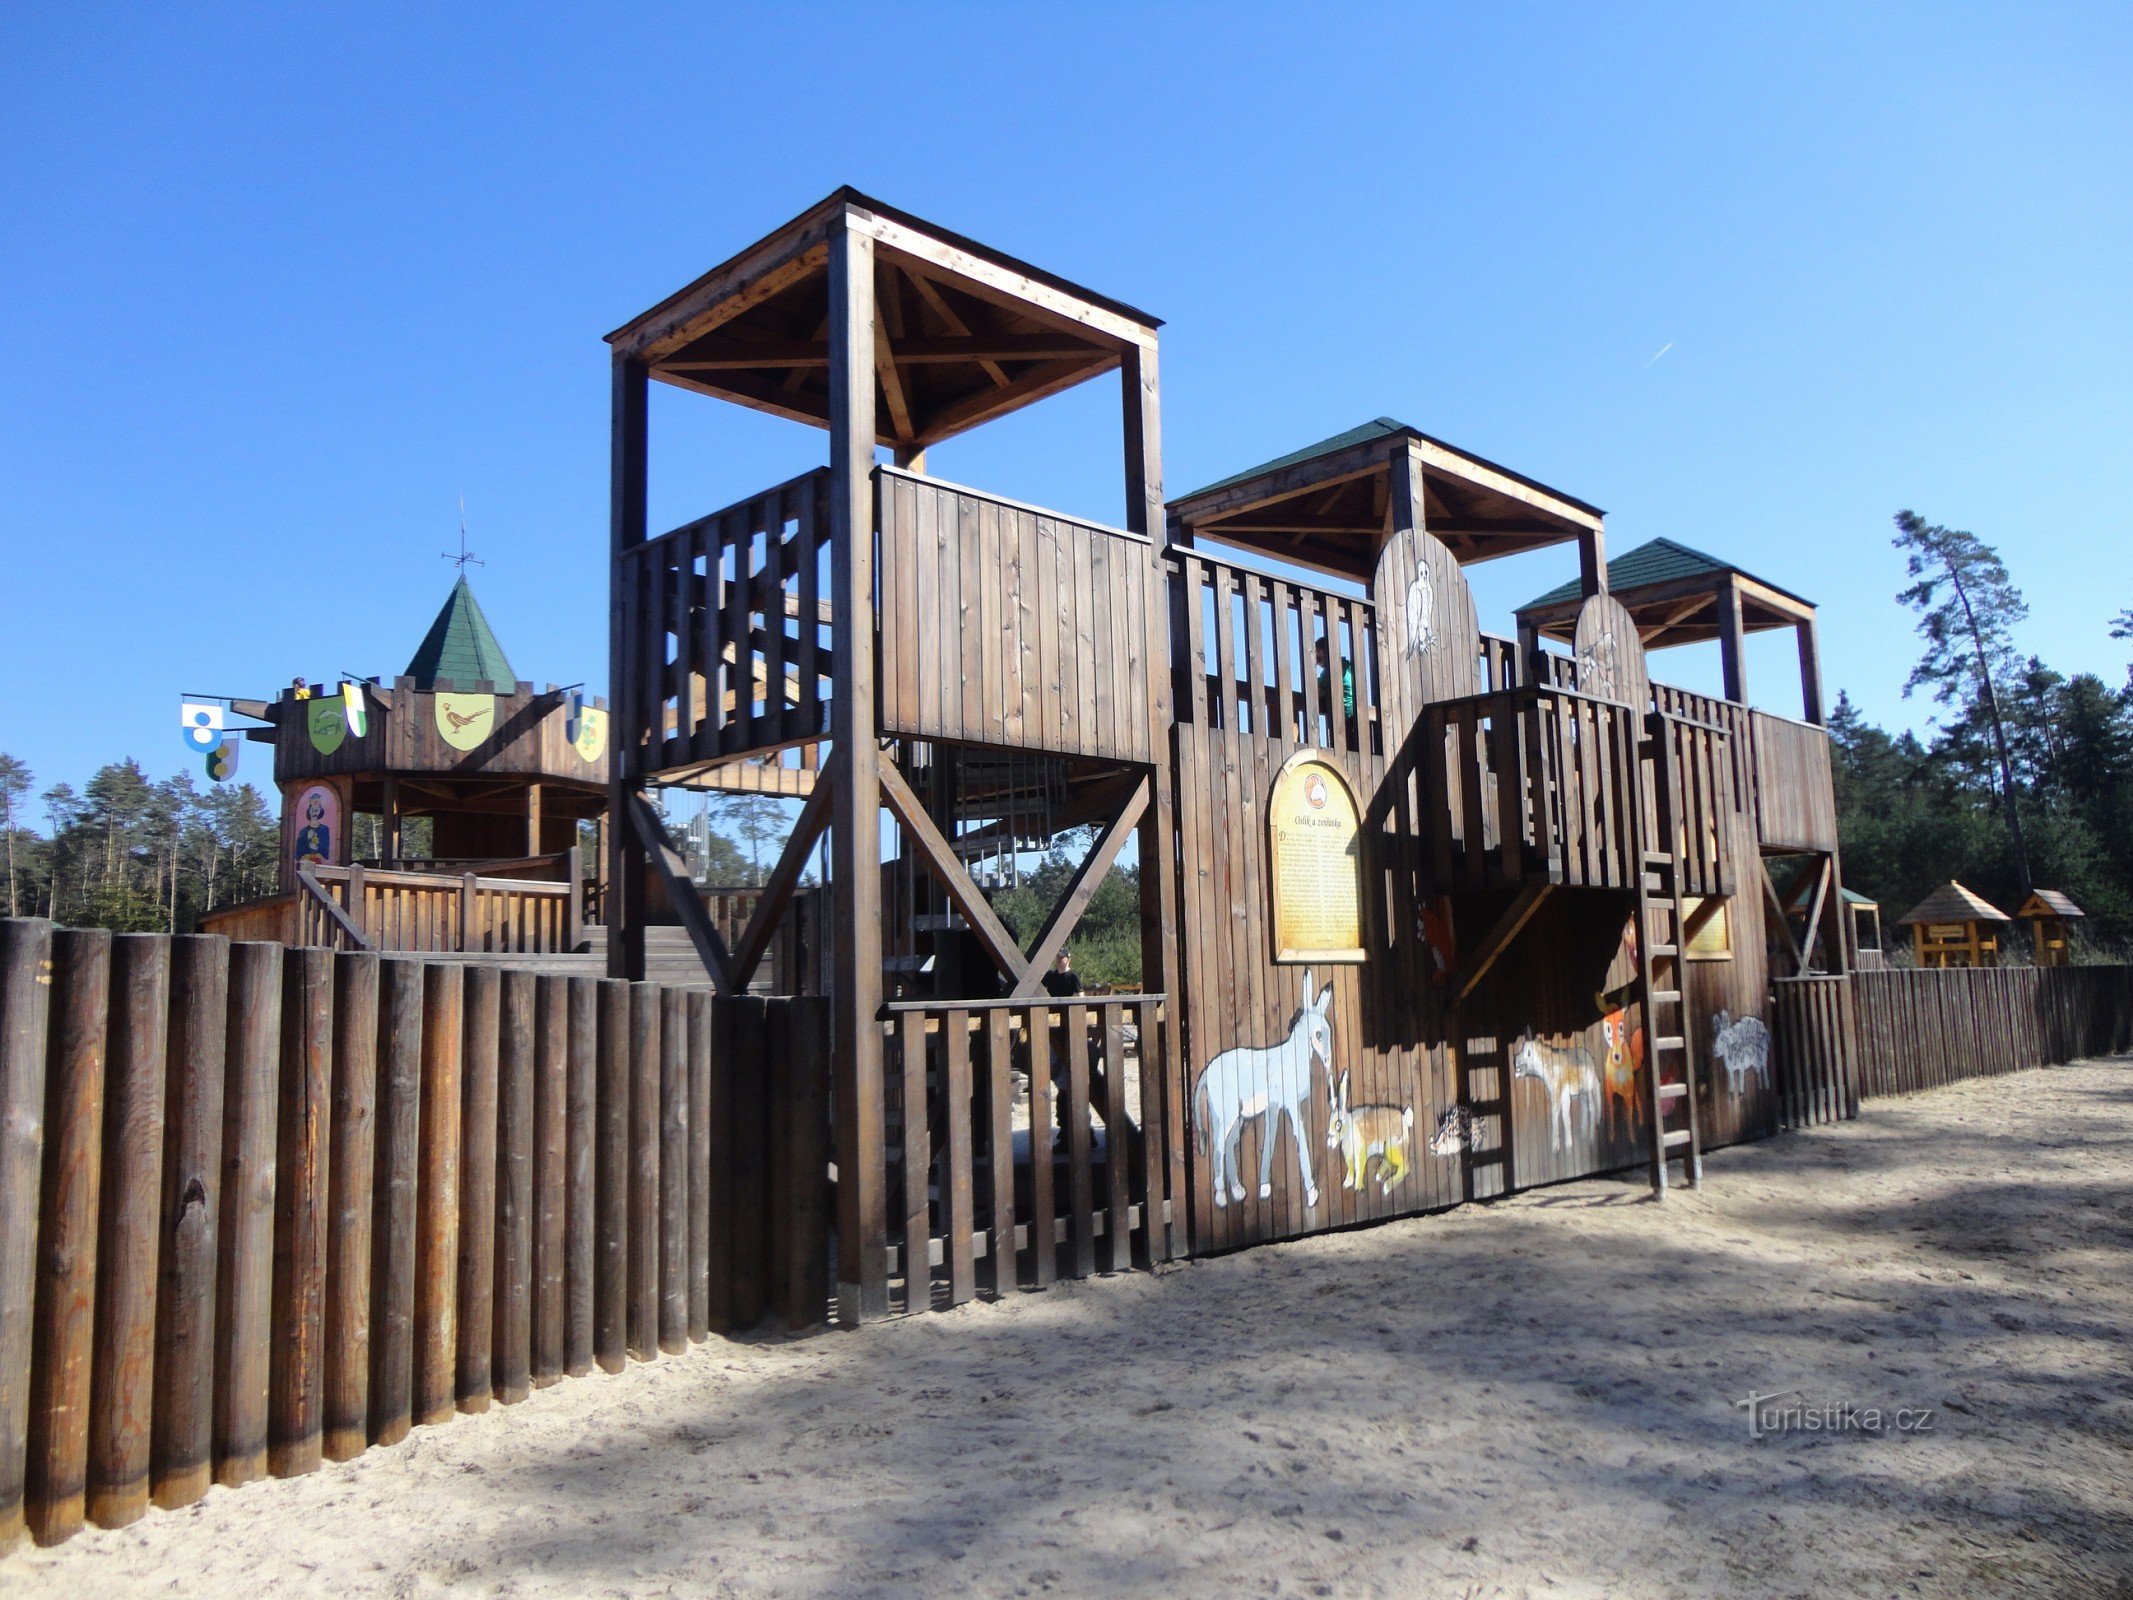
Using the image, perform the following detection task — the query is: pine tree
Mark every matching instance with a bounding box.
[1893,510,2033,894]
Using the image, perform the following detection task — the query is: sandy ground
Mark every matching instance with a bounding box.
[11,1057,2133,1600]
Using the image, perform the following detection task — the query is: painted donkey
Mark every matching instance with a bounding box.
[1510,1033,1601,1153]
[1325,1073,1416,1194]
[1196,972,1331,1209]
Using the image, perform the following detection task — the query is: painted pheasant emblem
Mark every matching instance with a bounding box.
[444,704,491,732]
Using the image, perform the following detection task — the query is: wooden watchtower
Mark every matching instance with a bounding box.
[2015,889,2085,967]
[604,190,1179,1322]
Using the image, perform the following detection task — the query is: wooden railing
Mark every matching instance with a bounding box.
[1416,686,1642,890]
[873,996,1178,1312]
[298,864,578,955]
[1411,687,1740,894]
[1168,549,1381,758]
[0,919,831,1550]
[618,468,832,779]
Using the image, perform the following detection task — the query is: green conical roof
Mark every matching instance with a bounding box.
[405,576,517,690]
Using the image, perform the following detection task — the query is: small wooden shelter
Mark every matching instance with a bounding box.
[200,576,609,954]
[1898,880,2010,968]
[1843,887,1884,968]
[2015,889,2085,967]
[1517,537,1824,724]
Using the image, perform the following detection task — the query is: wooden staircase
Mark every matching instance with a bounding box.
[1638,713,1702,1193]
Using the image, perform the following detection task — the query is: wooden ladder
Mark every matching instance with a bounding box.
[1639,713,1702,1194]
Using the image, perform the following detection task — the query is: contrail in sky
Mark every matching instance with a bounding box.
[1644,342,1674,367]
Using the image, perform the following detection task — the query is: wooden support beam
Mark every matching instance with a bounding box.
[1796,615,1824,726]
[1719,577,1748,705]
[876,760,1032,991]
[1797,855,1834,975]
[608,353,649,980]
[903,270,1008,388]
[827,219,887,1326]
[1446,885,1553,1005]
[1010,779,1150,998]
[728,753,839,988]
[1760,859,1806,975]
[1578,522,1608,599]
[623,791,734,993]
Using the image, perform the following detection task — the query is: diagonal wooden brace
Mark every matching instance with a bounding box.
[626,788,735,992]
[1011,776,1150,998]
[876,758,1032,991]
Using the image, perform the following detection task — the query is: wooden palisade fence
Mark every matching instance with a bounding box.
[1849,965,2133,1099]
[0,917,827,1551]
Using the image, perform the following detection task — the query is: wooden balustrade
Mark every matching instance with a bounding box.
[874,997,1175,1312]
[1167,549,1380,757]
[617,468,832,780]
[292,865,577,956]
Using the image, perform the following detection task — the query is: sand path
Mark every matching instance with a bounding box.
[11,1057,2132,1599]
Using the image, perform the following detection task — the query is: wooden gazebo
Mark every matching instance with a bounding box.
[1516,537,1824,723]
[2015,890,2085,967]
[1898,881,2010,968]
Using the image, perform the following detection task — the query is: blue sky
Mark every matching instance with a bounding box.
[4,2,2129,804]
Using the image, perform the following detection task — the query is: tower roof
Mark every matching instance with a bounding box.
[405,577,517,690]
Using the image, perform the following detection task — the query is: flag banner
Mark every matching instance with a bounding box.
[183,724,221,753]
[435,691,495,752]
[564,689,585,743]
[308,695,349,755]
[206,738,240,781]
[343,681,369,738]
[180,699,224,733]
[571,705,608,765]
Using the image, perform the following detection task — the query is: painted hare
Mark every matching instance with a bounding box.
[1325,1072,1415,1194]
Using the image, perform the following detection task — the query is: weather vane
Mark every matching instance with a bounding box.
[444,494,483,573]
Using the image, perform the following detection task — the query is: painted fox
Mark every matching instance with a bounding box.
[1324,1072,1416,1194]
[1600,1008,1646,1137]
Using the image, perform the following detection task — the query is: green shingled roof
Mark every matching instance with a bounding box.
[405,577,517,690]
[1183,418,1413,501]
[1518,537,1736,613]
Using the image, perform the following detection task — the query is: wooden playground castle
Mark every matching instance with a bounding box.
[600,189,1856,1322]
[13,188,2133,1554]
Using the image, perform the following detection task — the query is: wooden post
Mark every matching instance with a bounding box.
[593,978,629,1373]
[0,919,53,1551]
[609,353,650,981]
[345,863,367,945]
[491,969,532,1403]
[321,950,377,1462]
[412,964,462,1427]
[455,965,501,1412]
[26,928,102,1545]
[268,945,331,1480]
[526,782,543,859]
[563,976,597,1376]
[532,975,568,1386]
[564,844,585,952]
[626,983,660,1359]
[1796,615,1824,726]
[381,775,401,862]
[1122,338,1183,1265]
[1718,577,1748,705]
[658,987,688,1354]
[1579,522,1608,599]
[214,940,280,1488]
[1515,619,1541,689]
[150,937,229,1506]
[827,212,887,1325]
[88,935,169,1526]
[367,956,423,1448]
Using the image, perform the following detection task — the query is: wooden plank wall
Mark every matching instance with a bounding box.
[616,468,832,781]
[1770,975,1857,1127]
[1749,709,1839,852]
[879,469,1157,763]
[874,999,1172,1312]
[1851,965,2133,1100]
[0,918,830,1552]
[273,685,611,789]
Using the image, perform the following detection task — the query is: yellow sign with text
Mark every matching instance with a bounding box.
[1268,751,1365,964]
